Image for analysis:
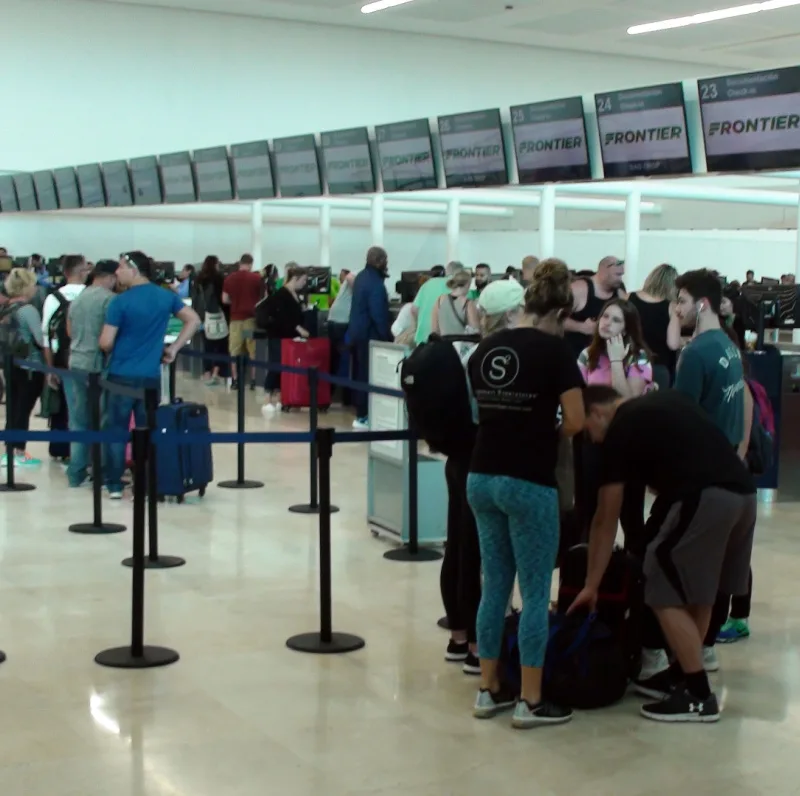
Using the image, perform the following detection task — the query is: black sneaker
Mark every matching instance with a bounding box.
[473,684,517,719]
[445,640,468,662]
[641,688,720,723]
[230,380,239,390]
[250,380,256,391]
[633,667,680,700]
[512,700,573,729]
[462,652,481,676]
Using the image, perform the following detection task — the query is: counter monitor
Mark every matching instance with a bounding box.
[321,127,375,195]
[438,109,508,188]
[230,141,275,200]
[375,118,437,191]
[273,134,322,198]
[595,83,692,178]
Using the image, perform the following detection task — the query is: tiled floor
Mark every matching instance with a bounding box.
[1,376,799,795]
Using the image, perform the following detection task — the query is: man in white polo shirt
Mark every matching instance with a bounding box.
[41,255,89,459]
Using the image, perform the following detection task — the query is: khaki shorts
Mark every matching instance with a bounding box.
[229,318,256,358]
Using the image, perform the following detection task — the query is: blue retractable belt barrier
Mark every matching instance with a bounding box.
[13,359,90,384]
[334,430,413,444]
[318,371,405,399]
[154,431,314,445]
[177,346,309,376]
[100,380,147,400]
[0,430,130,444]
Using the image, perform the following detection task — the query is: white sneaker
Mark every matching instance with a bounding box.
[274,402,282,412]
[640,648,670,680]
[512,700,573,729]
[352,418,369,430]
[106,489,123,501]
[262,403,276,414]
[703,646,720,673]
[473,687,516,719]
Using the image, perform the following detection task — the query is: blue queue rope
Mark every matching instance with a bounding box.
[318,371,405,400]
[177,347,309,377]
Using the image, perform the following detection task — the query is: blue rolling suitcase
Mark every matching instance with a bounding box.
[154,400,213,503]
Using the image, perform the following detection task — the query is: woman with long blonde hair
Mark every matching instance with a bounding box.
[629,263,682,386]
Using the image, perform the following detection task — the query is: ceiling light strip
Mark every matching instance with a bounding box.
[628,0,800,34]
[361,0,417,14]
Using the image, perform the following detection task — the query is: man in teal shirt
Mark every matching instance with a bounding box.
[674,269,745,449]
[412,261,465,345]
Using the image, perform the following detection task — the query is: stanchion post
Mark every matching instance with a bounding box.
[95,427,179,669]
[383,428,442,562]
[288,367,339,515]
[69,372,126,534]
[121,387,185,569]
[0,353,35,493]
[286,427,364,654]
[218,353,263,490]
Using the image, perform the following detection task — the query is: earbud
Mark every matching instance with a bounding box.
[696,301,705,314]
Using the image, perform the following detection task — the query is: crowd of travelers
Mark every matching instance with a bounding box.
[0,244,767,730]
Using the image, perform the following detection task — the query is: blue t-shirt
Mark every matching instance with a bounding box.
[106,283,185,379]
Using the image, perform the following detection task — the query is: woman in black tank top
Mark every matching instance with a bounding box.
[628,264,681,384]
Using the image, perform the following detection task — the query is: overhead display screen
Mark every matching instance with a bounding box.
[76,164,106,208]
[160,151,196,204]
[0,176,19,212]
[33,171,59,211]
[193,146,234,202]
[102,160,133,207]
[595,83,692,178]
[320,127,375,195]
[130,156,162,205]
[511,97,591,183]
[54,167,80,209]
[438,109,507,188]
[699,66,800,173]
[375,118,437,191]
[273,134,322,198]
[230,141,275,200]
[13,174,38,212]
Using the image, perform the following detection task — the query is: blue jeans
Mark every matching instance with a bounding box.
[103,375,160,492]
[63,374,92,487]
[467,474,559,668]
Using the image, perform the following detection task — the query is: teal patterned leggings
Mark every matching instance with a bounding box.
[467,474,559,668]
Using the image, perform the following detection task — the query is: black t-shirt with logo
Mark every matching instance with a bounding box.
[468,328,584,487]
[599,390,755,500]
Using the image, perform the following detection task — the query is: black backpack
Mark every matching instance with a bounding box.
[558,544,643,680]
[47,292,71,367]
[0,303,30,359]
[399,334,479,458]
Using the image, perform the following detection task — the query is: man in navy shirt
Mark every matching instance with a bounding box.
[347,246,391,429]
[100,251,200,498]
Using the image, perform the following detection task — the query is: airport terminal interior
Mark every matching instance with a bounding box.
[2,0,800,793]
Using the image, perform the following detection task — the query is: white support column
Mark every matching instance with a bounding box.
[371,195,385,246]
[795,183,800,283]
[447,198,460,264]
[319,203,331,267]
[251,201,263,271]
[624,189,642,290]
[539,185,556,258]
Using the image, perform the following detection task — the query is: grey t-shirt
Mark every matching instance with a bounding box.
[68,285,114,373]
[327,280,353,324]
[16,303,45,363]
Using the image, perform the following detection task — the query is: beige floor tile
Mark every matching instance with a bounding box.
[1,376,800,794]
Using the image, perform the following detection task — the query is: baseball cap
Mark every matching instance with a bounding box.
[93,259,119,276]
[478,280,525,316]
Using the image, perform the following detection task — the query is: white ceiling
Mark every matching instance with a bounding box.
[93,0,800,69]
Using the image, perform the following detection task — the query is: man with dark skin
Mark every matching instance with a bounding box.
[473,263,491,296]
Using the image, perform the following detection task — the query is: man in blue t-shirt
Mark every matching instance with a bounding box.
[100,251,200,498]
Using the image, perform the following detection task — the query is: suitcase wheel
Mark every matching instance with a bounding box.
[177,495,184,505]
[199,486,206,498]
[320,406,330,413]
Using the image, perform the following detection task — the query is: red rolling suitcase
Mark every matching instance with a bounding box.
[281,338,332,410]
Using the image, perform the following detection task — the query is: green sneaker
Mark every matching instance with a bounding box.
[717,618,750,644]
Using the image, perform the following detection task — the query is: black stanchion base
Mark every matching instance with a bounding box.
[383,546,443,562]
[121,555,186,570]
[95,645,180,669]
[0,650,6,664]
[69,521,127,535]
[288,503,340,515]
[286,632,365,655]
[218,479,264,490]
[0,483,36,493]
[437,616,450,630]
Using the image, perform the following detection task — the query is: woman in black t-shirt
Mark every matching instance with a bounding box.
[467,259,585,729]
[193,255,229,385]
[259,265,309,410]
